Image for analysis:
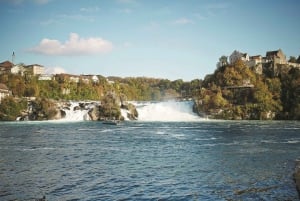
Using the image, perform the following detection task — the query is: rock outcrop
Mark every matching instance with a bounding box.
[121,103,138,120]
[14,96,139,121]
[88,105,101,121]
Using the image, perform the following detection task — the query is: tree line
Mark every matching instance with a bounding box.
[0,59,299,120]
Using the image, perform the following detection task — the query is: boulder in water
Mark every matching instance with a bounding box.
[88,105,101,121]
[121,103,138,120]
[73,106,81,111]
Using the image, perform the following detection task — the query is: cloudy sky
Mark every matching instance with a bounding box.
[0,0,299,80]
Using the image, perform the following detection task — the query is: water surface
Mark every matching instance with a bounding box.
[0,121,299,200]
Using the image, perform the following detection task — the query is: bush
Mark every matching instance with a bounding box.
[0,97,27,121]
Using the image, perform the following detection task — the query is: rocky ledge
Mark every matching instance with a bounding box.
[17,99,138,121]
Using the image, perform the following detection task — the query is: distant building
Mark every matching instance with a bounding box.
[0,83,10,103]
[264,49,287,76]
[11,64,25,75]
[0,61,14,74]
[38,74,54,81]
[80,75,99,84]
[70,75,80,83]
[25,64,45,75]
[107,79,115,85]
[218,49,300,76]
[265,49,286,64]
[247,55,263,74]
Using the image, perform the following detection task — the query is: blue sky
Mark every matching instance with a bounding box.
[0,0,299,81]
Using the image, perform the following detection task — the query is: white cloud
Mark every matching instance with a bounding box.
[28,33,113,56]
[172,18,194,25]
[45,66,66,74]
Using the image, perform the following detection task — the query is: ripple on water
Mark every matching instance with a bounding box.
[0,121,299,200]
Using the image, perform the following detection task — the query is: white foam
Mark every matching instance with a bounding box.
[133,101,202,122]
[60,102,91,121]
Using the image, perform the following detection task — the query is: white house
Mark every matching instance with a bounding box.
[0,83,10,103]
[69,75,80,83]
[38,74,54,81]
[11,64,24,75]
[25,64,45,75]
[91,75,99,83]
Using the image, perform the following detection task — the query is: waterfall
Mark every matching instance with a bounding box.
[58,101,202,122]
[134,101,202,122]
[60,102,91,121]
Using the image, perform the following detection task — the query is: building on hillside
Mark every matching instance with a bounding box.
[11,64,25,75]
[0,61,14,74]
[218,49,299,76]
[80,75,99,84]
[69,75,80,83]
[263,49,287,76]
[91,75,99,83]
[247,55,263,74]
[0,83,10,103]
[287,62,300,68]
[265,49,286,64]
[229,50,249,64]
[106,78,115,85]
[25,64,45,75]
[38,74,54,81]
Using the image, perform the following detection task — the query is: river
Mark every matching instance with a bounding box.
[0,120,300,200]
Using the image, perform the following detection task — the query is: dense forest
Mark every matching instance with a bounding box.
[0,58,299,120]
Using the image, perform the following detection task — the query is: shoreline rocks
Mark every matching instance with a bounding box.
[16,99,139,121]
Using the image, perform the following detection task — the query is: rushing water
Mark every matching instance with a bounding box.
[0,120,300,201]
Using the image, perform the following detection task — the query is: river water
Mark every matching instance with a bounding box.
[0,120,299,200]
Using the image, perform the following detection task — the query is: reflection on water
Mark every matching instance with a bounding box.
[0,121,299,200]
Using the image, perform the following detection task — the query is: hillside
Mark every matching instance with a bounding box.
[0,59,299,120]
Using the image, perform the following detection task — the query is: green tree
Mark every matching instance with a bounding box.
[280,67,300,119]
[297,56,300,64]
[100,92,121,120]
[0,97,27,121]
[288,56,297,63]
